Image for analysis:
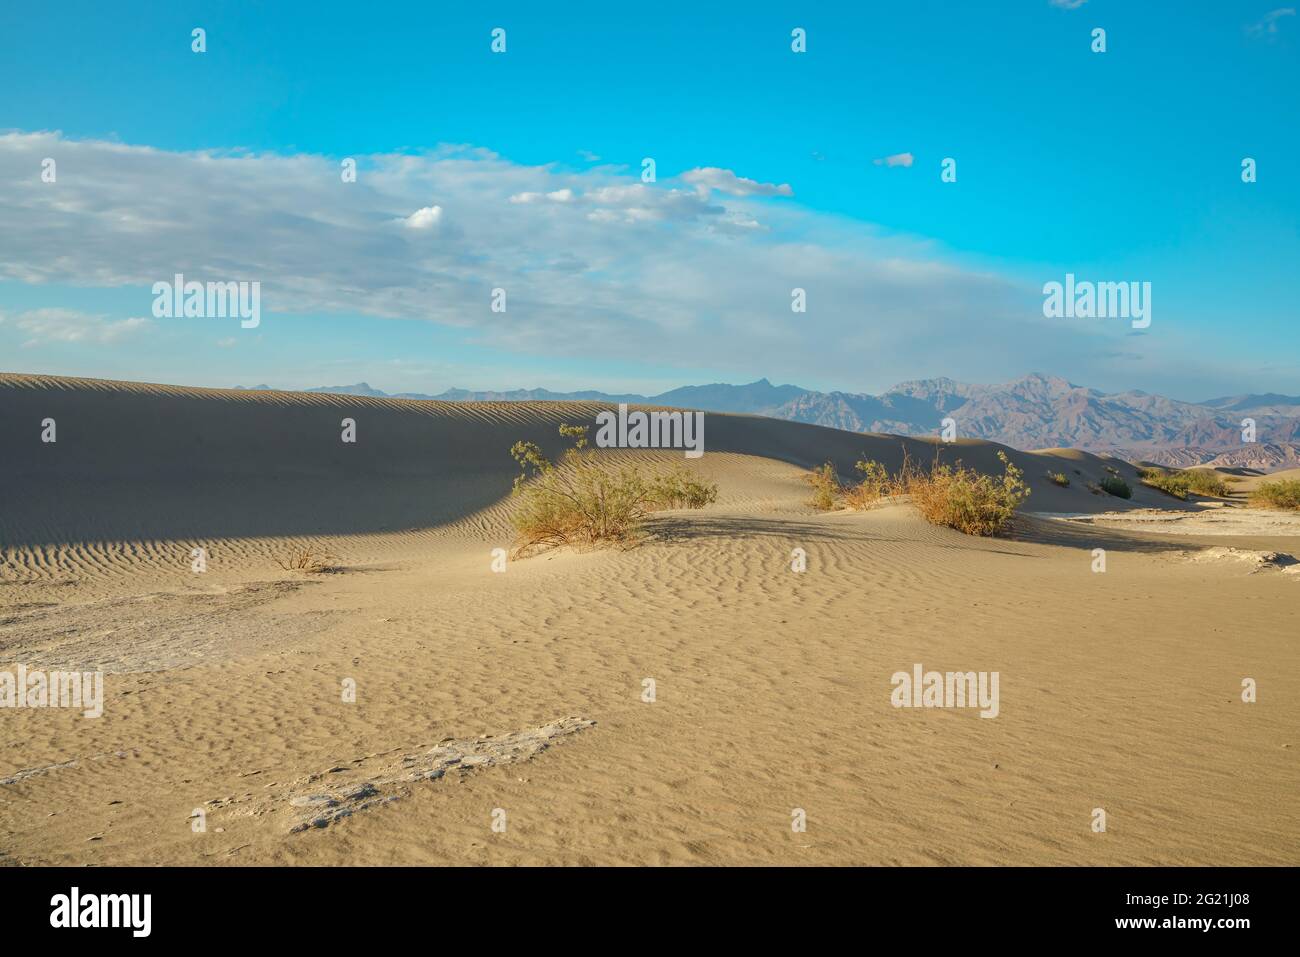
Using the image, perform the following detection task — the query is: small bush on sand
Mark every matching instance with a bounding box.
[1137,467,1187,500]
[276,547,338,573]
[1186,470,1231,496]
[857,459,895,495]
[1249,479,1300,510]
[842,458,895,510]
[843,449,1028,535]
[1139,467,1230,500]
[509,424,718,556]
[805,461,844,510]
[906,451,1030,536]
[1047,471,1070,487]
[1099,475,1132,499]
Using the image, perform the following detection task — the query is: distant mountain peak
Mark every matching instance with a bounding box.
[234,374,1300,469]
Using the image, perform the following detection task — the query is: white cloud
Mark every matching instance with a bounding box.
[1049,0,1087,9]
[0,131,1137,387]
[679,167,793,197]
[402,205,443,229]
[511,188,575,204]
[713,210,765,233]
[873,152,914,168]
[0,308,150,347]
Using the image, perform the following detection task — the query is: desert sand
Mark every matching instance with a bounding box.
[2,373,1297,865]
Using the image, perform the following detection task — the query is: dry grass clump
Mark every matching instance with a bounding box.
[1047,471,1070,487]
[276,546,339,573]
[842,457,910,510]
[509,424,718,556]
[905,451,1030,536]
[813,448,1030,535]
[1139,466,1230,499]
[1249,478,1300,510]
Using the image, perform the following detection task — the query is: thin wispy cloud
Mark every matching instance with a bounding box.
[679,167,793,197]
[1246,7,1295,39]
[0,307,151,347]
[1049,0,1087,9]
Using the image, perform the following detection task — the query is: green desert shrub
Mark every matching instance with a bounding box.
[1249,479,1300,511]
[1047,471,1070,487]
[1138,467,1230,499]
[1099,474,1132,499]
[805,461,844,510]
[1184,469,1232,496]
[905,451,1030,536]
[509,425,717,556]
[1138,467,1187,500]
[856,459,894,495]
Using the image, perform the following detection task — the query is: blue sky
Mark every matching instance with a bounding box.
[1,0,1296,400]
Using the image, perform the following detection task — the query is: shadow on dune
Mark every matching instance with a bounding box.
[1,374,1172,548]
[648,515,877,545]
[650,513,1035,557]
[649,511,1191,561]
[1013,515,1197,555]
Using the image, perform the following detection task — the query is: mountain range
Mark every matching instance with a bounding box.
[234,373,1300,471]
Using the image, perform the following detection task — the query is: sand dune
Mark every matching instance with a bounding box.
[2,374,1298,865]
[3,372,1178,551]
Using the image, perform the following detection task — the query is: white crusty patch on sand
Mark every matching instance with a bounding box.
[0,750,139,787]
[268,717,596,833]
[0,580,328,673]
[1179,547,1299,573]
[1046,507,1300,537]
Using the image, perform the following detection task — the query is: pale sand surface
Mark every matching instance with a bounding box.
[2,374,1297,865]
[1047,507,1300,537]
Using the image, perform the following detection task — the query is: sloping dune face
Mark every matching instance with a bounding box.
[3,373,1153,550]
[2,373,1298,867]
[2,373,605,545]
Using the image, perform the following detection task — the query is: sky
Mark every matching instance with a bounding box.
[0,0,1296,402]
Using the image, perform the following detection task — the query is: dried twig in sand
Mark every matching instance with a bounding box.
[275,547,339,574]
